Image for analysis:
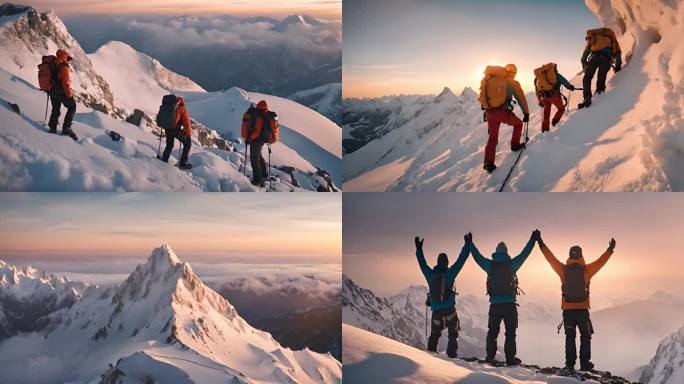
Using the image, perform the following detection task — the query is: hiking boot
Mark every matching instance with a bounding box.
[179,161,193,170]
[48,126,57,134]
[560,366,575,375]
[61,128,78,141]
[483,356,496,364]
[511,142,526,152]
[483,162,497,174]
[551,119,560,127]
[580,99,592,108]
[506,357,521,366]
[579,362,594,372]
[595,89,604,95]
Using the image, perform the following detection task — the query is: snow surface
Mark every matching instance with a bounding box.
[343,324,594,384]
[288,83,342,124]
[88,41,205,115]
[344,0,684,192]
[0,245,342,384]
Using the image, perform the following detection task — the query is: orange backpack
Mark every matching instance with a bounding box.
[263,112,280,144]
[37,55,57,91]
[586,28,618,56]
[479,66,509,109]
[534,63,558,93]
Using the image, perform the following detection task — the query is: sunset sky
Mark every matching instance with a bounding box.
[29,0,341,19]
[344,193,684,308]
[344,0,598,98]
[0,193,341,264]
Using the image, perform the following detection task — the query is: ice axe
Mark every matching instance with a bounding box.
[243,141,249,176]
[267,143,273,190]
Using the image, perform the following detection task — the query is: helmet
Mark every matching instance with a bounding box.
[505,63,517,75]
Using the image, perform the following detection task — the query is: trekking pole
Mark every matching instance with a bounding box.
[499,121,529,192]
[425,306,428,338]
[177,135,182,166]
[156,129,162,159]
[243,142,248,176]
[43,92,49,126]
[267,143,273,190]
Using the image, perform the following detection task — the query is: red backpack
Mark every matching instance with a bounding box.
[37,55,58,91]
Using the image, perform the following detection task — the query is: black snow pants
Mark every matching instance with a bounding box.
[48,91,76,132]
[427,307,459,358]
[582,54,612,101]
[486,303,518,362]
[249,141,268,185]
[162,130,191,164]
[563,309,594,369]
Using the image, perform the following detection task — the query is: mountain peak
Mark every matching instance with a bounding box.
[148,244,181,267]
[433,86,456,103]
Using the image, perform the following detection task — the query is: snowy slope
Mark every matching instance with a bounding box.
[88,41,205,115]
[344,0,684,192]
[343,324,604,384]
[640,324,684,384]
[0,246,342,384]
[0,4,340,191]
[288,83,342,125]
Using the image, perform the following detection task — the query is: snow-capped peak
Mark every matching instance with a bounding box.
[148,243,181,268]
[434,86,456,103]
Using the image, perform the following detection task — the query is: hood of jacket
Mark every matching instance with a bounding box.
[55,49,72,64]
[491,252,512,263]
[176,96,187,107]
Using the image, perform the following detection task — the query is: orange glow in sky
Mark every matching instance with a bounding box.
[31,1,341,19]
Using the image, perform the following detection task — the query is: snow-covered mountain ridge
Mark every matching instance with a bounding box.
[0,246,342,384]
[343,0,684,192]
[640,324,684,384]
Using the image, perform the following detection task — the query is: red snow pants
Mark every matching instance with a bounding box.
[484,109,523,165]
[541,91,565,132]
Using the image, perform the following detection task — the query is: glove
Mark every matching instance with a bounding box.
[415,236,424,250]
[464,232,472,244]
[523,114,530,123]
[480,105,486,111]
[538,102,543,107]
[569,85,576,91]
[614,65,621,73]
[608,238,616,251]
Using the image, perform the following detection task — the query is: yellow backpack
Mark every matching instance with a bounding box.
[479,66,509,109]
[534,63,558,92]
[586,28,618,55]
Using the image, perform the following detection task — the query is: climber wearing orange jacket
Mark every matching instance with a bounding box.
[160,96,193,170]
[48,49,77,140]
[534,230,616,374]
[479,64,530,173]
[241,100,279,187]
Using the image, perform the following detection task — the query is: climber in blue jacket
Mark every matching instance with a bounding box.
[415,233,470,358]
[469,230,539,366]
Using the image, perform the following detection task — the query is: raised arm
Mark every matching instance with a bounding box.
[510,80,530,115]
[537,231,564,278]
[468,235,491,273]
[415,237,431,281]
[448,234,472,277]
[511,231,537,271]
[586,238,616,279]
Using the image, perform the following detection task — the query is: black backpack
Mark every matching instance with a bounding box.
[156,95,179,131]
[562,264,589,303]
[487,261,520,296]
[427,271,454,306]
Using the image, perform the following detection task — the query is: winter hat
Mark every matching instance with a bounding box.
[437,253,449,268]
[496,242,508,254]
[569,245,583,259]
[256,100,269,111]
